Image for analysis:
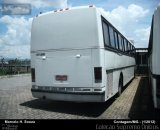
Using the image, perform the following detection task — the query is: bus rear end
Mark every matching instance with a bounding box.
[31,6,105,102]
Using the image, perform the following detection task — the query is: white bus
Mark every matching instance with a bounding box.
[148,6,160,109]
[31,6,136,102]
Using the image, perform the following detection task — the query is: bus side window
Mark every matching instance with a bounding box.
[109,26,116,48]
[124,39,127,53]
[102,21,110,47]
[118,34,123,51]
[121,38,125,52]
[131,45,133,56]
[128,42,131,55]
[114,31,119,49]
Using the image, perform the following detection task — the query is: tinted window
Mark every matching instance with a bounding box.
[114,31,119,49]
[130,45,133,56]
[101,17,135,55]
[102,22,110,46]
[121,38,125,52]
[109,26,115,48]
[118,34,122,51]
[132,45,134,51]
[128,42,131,55]
[128,43,131,51]
[123,39,126,51]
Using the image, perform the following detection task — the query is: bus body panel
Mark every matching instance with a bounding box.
[152,7,160,75]
[31,8,99,51]
[148,6,160,108]
[35,50,93,88]
[104,51,135,99]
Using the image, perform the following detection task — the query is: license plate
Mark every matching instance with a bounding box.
[55,75,68,81]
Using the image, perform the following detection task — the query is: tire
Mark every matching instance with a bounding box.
[118,77,123,96]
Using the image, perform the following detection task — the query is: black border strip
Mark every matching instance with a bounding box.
[31,88,105,95]
[150,72,160,98]
[151,73,160,79]
[106,65,136,72]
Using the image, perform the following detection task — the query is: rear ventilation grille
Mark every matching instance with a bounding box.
[107,71,113,95]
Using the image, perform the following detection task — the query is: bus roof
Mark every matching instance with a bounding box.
[31,6,99,51]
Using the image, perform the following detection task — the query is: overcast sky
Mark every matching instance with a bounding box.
[0,0,159,59]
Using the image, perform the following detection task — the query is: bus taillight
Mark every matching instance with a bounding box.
[31,68,35,82]
[94,67,102,83]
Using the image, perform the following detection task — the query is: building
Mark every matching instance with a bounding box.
[135,48,148,75]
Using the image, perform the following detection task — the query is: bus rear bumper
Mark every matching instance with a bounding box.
[31,89,105,102]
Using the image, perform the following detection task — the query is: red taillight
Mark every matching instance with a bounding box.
[31,68,35,82]
[94,67,102,83]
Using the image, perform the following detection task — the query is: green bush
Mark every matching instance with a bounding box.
[0,68,13,76]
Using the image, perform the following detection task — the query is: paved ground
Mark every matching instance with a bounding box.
[0,74,159,119]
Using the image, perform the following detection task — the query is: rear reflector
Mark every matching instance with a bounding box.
[94,67,102,83]
[31,68,35,82]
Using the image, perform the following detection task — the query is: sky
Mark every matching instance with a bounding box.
[0,0,159,59]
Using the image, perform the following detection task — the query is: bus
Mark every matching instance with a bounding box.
[31,6,136,102]
[148,6,160,109]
